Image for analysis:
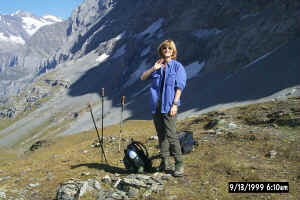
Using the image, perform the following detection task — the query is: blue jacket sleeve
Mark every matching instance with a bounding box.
[175,63,187,91]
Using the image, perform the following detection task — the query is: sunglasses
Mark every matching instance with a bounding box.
[162,46,173,51]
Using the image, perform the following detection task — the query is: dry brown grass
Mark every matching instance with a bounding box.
[0,98,300,200]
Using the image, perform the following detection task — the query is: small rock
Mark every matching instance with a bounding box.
[265,150,277,159]
[82,150,89,154]
[91,142,101,148]
[79,181,89,196]
[0,170,3,174]
[204,119,218,129]
[122,177,148,188]
[143,190,152,198]
[218,119,226,124]
[102,175,112,184]
[161,174,173,181]
[215,128,225,135]
[81,172,90,176]
[96,189,106,200]
[0,176,11,182]
[168,195,177,200]
[228,122,238,129]
[270,150,277,158]
[127,187,139,198]
[88,179,102,191]
[0,191,6,199]
[149,136,159,141]
[56,181,80,200]
[29,183,40,188]
[202,130,216,135]
[111,190,128,200]
[47,171,54,175]
[286,89,296,96]
[113,178,122,188]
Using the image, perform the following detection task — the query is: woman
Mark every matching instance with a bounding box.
[140,39,187,177]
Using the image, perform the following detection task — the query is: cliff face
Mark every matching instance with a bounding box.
[2,0,300,98]
[0,11,66,97]
[0,0,300,148]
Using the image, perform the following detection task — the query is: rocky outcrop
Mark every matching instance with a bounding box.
[0,106,16,119]
[56,173,173,200]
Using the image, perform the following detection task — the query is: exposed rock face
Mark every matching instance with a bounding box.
[0,11,67,98]
[1,0,300,148]
[70,0,115,34]
[2,0,300,97]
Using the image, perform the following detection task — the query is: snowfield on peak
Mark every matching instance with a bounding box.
[0,32,25,45]
[22,15,62,36]
[0,11,63,46]
[40,15,63,22]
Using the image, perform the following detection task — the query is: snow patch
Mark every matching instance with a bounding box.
[131,84,151,99]
[137,18,164,39]
[9,35,25,45]
[96,53,110,63]
[22,17,49,35]
[22,15,61,36]
[123,60,150,88]
[240,13,259,20]
[112,44,126,59]
[242,44,284,70]
[0,33,5,40]
[115,31,126,41]
[193,28,222,39]
[11,10,22,16]
[0,32,25,45]
[185,61,205,79]
[225,44,285,81]
[41,15,62,22]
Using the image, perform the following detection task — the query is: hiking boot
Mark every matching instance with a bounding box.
[157,159,169,172]
[173,162,184,177]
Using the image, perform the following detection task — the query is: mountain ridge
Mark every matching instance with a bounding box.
[0,0,300,148]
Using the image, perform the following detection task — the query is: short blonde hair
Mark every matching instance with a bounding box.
[157,39,177,60]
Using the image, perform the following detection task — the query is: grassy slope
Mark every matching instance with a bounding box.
[0,98,299,200]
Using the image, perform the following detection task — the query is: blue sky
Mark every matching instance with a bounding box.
[0,0,84,19]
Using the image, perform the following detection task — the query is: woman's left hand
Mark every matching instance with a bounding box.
[170,104,178,117]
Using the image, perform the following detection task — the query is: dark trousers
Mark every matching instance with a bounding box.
[152,106,182,164]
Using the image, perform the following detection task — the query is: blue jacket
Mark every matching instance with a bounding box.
[150,59,187,114]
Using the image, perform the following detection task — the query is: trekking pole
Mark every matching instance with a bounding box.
[101,88,105,161]
[88,103,108,164]
[119,96,125,152]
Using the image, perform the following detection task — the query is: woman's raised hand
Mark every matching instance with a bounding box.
[152,59,164,71]
[140,59,164,81]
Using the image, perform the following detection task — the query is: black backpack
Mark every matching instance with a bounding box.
[123,140,152,172]
[178,131,194,154]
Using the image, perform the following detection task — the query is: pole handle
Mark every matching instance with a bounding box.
[101,88,104,97]
[121,96,125,105]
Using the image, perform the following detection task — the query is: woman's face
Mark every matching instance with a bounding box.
[161,45,173,59]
